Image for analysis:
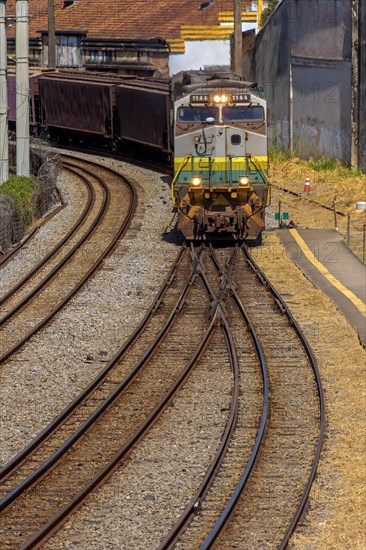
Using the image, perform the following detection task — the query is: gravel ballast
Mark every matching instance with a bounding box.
[251,232,366,549]
[0,153,178,466]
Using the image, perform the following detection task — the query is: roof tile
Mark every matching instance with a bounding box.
[6,1,254,46]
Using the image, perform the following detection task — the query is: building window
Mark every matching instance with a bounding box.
[88,50,116,64]
[43,34,82,67]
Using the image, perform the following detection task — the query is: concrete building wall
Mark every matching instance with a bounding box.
[290,0,352,162]
[244,4,291,150]
[244,0,355,164]
[292,62,351,161]
[289,0,351,59]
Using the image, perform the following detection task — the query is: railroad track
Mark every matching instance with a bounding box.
[160,245,324,549]
[0,155,137,364]
[271,182,346,217]
[58,143,171,176]
[0,227,39,270]
[0,244,220,548]
[0,199,66,272]
[0,243,324,549]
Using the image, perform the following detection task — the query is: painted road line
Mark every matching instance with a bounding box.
[289,229,366,318]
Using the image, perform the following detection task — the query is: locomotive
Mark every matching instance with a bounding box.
[171,72,269,243]
[7,69,269,243]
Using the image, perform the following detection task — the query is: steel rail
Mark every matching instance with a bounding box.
[0,162,104,322]
[271,182,346,217]
[0,227,39,270]
[0,159,137,364]
[0,245,186,482]
[0,246,203,512]
[0,163,95,306]
[159,313,240,550]
[241,244,325,550]
[0,188,66,271]
[57,143,171,176]
[13,256,217,549]
[195,246,269,549]
[158,246,243,549]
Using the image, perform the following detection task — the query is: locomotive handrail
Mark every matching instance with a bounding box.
[248,155,270,186]
[171,154,192,206]
[248,154,271,206]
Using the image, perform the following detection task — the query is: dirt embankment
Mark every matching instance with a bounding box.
[269,155,366,260]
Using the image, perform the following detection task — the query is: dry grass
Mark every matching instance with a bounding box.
[269,153,366,260]
[251,232,366,549]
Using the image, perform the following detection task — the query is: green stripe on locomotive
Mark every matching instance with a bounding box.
[174,156,269,187]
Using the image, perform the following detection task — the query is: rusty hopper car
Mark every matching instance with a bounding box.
[116,79,172,155]
[38,76,115,143]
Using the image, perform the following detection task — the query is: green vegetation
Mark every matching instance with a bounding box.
[268,146,292,162]
[260,0,278,28]
[308,157,364,177]
[269,149,365,211]
[269,148,364,178]
[0,175,40,224]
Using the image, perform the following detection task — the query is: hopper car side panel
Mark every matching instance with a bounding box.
[116,85,172,153]
[39,77,114,137]
[7,72,40,128]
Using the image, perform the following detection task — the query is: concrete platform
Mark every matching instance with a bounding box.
[278,228,366,347]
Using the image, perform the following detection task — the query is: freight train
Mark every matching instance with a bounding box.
[7,69,269,243]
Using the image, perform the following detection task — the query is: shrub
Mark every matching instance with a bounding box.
[0,175,40,225]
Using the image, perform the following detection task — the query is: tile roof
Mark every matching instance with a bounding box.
[6,1,255,52]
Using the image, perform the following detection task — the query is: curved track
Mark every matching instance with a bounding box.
[160,246,269,548]
[0,155,137,364]
[0,198,66,272]
[0,245,215,548]
[163,245,325,550]
[0,242,324,549]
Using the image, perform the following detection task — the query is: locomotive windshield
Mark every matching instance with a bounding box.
[178,107,218,122]
[223,106,264,122]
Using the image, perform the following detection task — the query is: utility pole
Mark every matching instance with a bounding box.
[16,0,30,177]
[257,0,263,28]
[351,0,360,169]
[0,0,9,184]
[48,0,56,67]
[234,0,243,77]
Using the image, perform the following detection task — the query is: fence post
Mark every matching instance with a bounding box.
[278,200,282,228]
[333,197,338,230]
[346,213,350,245]
[363,224,366,264]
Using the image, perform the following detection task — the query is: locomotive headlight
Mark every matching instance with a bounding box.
[192,177,202,186]
[240,176,250,185]
[213,94,228,104]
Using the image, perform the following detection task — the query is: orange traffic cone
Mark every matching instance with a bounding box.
[304,177,311,193]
